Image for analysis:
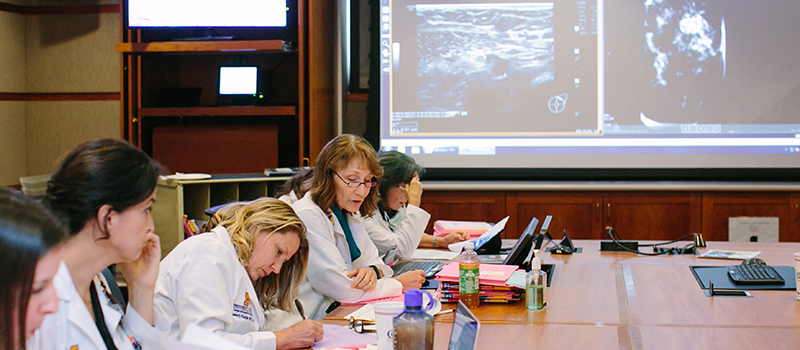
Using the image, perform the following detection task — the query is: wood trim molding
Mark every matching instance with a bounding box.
[0,2,118,15]
[0,92,120,101]
[0,2,24,14]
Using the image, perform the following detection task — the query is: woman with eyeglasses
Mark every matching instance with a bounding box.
[289,134,425,320]
[364,151,469,263]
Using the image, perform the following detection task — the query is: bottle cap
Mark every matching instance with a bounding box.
[531,249,541,270]
[465,242,475,251]
[404,289,423,308]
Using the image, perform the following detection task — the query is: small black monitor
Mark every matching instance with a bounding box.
[219,66,258,105]
[502,217,539,267]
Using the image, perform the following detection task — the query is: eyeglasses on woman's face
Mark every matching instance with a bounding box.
[333,171,378,188]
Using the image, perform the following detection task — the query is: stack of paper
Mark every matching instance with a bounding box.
[434,262,523,303]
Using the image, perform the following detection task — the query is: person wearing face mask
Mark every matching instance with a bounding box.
[289,134,426,321]
[364,151,470,263]
[30,138,167,350]
[154,197,323,350]
[0,189,67,350]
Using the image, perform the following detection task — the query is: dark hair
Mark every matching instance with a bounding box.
[45,138,162,236]
[376,151,425,211]
[274,168,314,199]
[0,188,67,350]
[310,134,383,216]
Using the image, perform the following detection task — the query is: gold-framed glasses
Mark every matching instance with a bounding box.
[348,316,376,333]
[333,171,378,189]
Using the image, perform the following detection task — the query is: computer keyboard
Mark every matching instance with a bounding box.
[726,264,785,285]
[391,260,445,279]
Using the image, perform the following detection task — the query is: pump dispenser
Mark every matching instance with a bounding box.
[526,249,547,310]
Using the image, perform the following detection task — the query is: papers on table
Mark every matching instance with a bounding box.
[504,270,527,289]
[435,262,519,286]
[311,324,377,350]
[410,249,460,260]
[448,216,509,252]
[698,249,761,260]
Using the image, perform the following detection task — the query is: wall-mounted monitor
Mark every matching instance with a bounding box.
[125,0,298,42]
[368,0,800,181]
[129,0,288,28]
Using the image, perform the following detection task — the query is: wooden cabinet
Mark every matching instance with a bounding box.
[603,192,702,241]
[419,191,506,237]
[118,1,335,171]
[701,192,800,242]
[506,192,603,239]
[422,189,798,242]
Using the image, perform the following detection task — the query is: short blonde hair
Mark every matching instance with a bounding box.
[207,198,308,312]
[310,134,383,216]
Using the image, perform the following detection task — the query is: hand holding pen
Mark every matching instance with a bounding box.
[273,300,324,349]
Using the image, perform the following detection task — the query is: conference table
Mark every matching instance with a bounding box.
[324,240,800,350]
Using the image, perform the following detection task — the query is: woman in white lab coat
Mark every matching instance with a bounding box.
[0,188,67,350]
[291,134,426,321]
[363,151,469,263]
[29,138,166,350]
[154,198,323,350]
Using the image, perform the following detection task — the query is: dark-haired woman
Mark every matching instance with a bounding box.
[289,134,425,321]
[29,138,166,350]
[364,151,469,262]
[0,188,67,350]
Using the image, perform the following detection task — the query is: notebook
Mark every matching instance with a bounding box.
[447,300,481,350]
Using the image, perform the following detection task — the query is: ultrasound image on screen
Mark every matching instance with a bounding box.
[389,2,598,135]
[415,4,555,112]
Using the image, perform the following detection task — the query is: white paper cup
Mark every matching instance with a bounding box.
[794,253,800,301]
[374,302,404,350]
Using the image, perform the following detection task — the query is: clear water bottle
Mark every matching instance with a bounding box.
[459,242,481,308]
[393,289,434,350]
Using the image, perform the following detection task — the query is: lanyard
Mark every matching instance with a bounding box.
[331,204,361,261]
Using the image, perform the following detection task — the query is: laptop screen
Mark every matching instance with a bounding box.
[448,300,480,350]
[219,66,258,95]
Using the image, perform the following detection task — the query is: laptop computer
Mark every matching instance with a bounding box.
[502,217,540,266]
[447,300,481,350]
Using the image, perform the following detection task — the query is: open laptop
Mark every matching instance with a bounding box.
[447,300,481,350]
[502,217,540,266]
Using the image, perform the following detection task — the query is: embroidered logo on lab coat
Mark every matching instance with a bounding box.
[70,346,78,350]
[232,292,254,322]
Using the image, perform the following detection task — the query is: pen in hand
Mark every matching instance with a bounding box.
[295,299,306,320]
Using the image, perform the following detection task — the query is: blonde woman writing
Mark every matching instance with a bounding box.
[154,198,323,349]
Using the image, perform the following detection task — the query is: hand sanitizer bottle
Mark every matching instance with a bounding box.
[526,249,547,310]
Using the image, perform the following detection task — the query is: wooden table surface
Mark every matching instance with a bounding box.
[323,240,800,349]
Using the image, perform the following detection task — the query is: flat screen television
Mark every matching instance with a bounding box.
[126,0,297,42]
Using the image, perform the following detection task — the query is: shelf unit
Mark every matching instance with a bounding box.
[118,0,336,171]
[153,174,290,257]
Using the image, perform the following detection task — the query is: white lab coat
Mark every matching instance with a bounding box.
[27,262,166,350]
[154,226,277,350]
[363,205,431,260]
[291,192,402,320]
[278,190,300,205]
